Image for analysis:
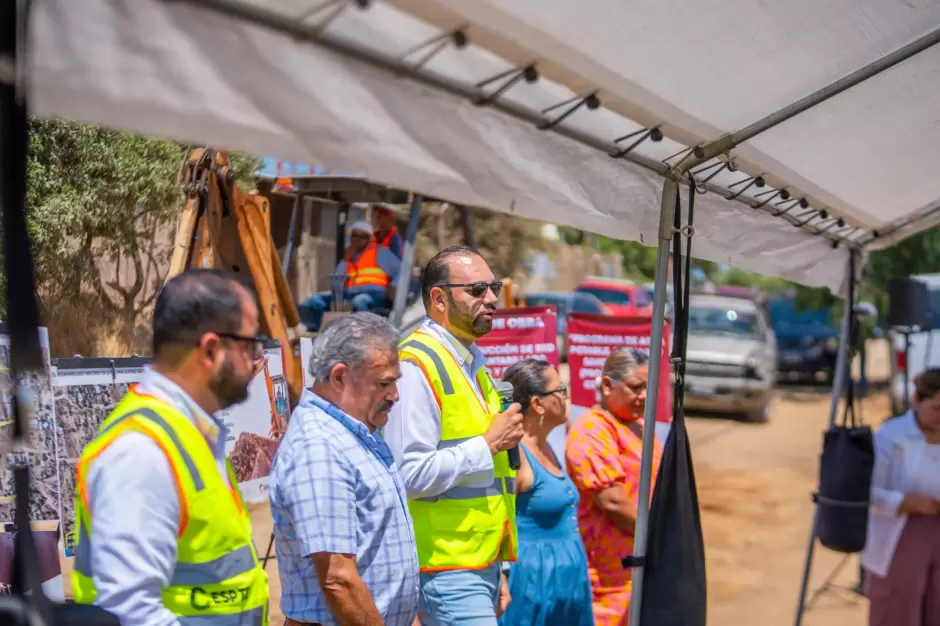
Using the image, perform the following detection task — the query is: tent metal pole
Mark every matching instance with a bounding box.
[626,176,678,626]
[793,248,856,626]
[282,191,304,277]
[392,193,422,328]
[173,0,863,249]
[678,27,940,169]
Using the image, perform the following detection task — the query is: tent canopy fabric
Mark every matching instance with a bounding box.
[26,0,940,292]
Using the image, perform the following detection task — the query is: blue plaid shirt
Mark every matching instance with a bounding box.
[270,390,419,625]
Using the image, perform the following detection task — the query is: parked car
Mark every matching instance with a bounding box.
[767,295,838,382]
[524,291,607,361]
[888,273,940,415]
[575,278,653,318]
[641,282,674,320]
[683,294,777,422]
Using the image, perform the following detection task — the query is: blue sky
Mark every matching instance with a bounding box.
[258,157,354,177]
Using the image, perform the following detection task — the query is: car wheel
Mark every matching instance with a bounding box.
[744,399,773,424]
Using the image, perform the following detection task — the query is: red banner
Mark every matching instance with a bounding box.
[566,313,673,424]
[477,305,560,380]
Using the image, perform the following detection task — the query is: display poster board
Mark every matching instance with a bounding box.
[219,341,287,503]
[566,314,673,427]
[0,326,59,526]
[475,306,559,381]
[52,357,148,557]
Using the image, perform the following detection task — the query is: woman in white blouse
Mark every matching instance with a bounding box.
[861,369,940,626]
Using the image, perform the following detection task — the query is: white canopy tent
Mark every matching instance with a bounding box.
[32,0,940,294]
[17,0,940,623]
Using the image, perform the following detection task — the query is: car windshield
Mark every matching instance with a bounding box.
[689,307,761,339]
[571,295,604,314]
[577,286,630,305]
[526,296,568,317]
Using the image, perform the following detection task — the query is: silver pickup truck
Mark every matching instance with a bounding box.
[682,294,778,422]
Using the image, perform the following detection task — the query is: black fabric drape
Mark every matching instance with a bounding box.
[638,182,707,626]
[815,266,874,554]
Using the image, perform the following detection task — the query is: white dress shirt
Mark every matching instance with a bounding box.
[84,369,230,626]
[860,410,940,577]
[385,318,495,499]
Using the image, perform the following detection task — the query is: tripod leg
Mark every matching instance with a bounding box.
[261,531,276,569]
[793,508,818,626]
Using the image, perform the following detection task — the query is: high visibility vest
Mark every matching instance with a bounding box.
[373,228,401,256]
[345,244,391,289]
[72,388,270,625]
[398,330,517,572]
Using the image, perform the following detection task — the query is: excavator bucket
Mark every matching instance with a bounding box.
[167,149,304,407]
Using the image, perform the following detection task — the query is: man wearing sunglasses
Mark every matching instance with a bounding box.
[386,245,524,626]
[72,269,270,625]
[297,220,401,332]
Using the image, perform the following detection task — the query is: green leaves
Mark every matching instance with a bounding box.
[1,119,262,327]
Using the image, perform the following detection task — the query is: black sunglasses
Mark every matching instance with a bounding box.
[441,281,503,299]
[215,332,269,358]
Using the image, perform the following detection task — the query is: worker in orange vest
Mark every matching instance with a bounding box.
[298,220,402,331]
[373,204,403,259]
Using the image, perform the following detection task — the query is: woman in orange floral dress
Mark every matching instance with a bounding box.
[565,347,664,626]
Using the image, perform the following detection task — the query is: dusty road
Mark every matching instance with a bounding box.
[690,386,885,626]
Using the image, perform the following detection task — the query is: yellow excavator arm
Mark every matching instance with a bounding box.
[167,149,304,407]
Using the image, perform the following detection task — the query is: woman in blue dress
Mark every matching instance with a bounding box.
[499,359,594,626]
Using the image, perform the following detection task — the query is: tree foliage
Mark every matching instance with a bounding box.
[2,119,261,349]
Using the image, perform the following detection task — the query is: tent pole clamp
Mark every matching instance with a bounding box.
[609,125,663,159]
[537,91,601,130]
[474,64,538,106]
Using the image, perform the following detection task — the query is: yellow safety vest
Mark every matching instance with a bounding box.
[399,329,518,572]
[72,387,270,625]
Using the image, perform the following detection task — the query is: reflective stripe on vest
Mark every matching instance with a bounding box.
[72,392,269,624]
[398,330,517,571]
[345,244,390,288]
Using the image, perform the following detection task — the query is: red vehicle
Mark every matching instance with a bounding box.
[574,278,654,317]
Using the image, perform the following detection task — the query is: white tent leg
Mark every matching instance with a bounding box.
[626,177,678,625]
[792,249,857,626]
[392,193,422,328]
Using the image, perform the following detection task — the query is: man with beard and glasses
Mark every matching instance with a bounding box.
[71,269,270,626]
[270,312,419,626]
[386,245,524,626]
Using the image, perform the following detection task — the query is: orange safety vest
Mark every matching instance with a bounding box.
[345,244,391,289]
[373,228,401,255]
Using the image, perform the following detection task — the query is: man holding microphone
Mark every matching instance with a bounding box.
[386,245,524,626]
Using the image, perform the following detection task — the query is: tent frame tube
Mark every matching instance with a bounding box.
[392,193,422,327]
[674,26,940,174]
[170,0,866,249]
[792,248,857,626]
[625,177,678,626]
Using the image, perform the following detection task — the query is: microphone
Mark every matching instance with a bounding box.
[495,381,521,470]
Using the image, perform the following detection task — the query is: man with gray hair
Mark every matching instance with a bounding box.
[269,313,419,626]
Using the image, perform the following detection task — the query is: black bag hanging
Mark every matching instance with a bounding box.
[815,345,874,554]
[637,181,707,626]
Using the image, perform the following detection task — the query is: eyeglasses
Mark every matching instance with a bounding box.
[350,232,372,240]
[441,281,503,299]
[215,332,269,359]
[539,384,568,399]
